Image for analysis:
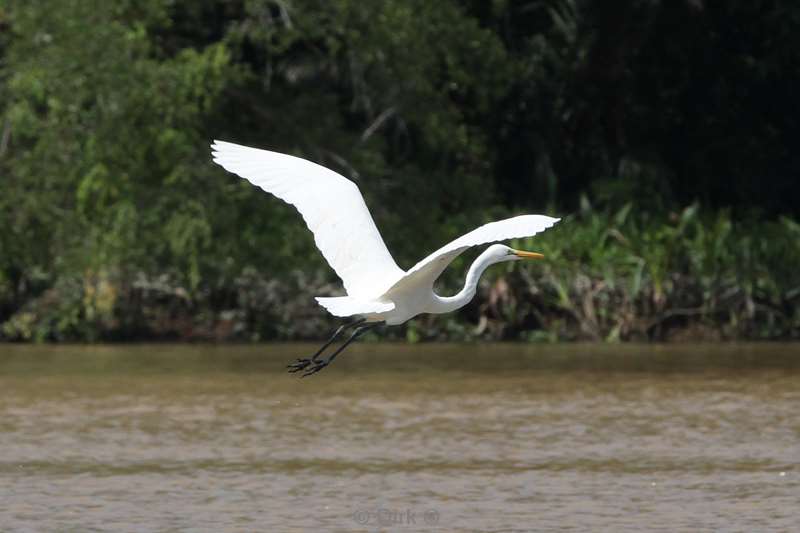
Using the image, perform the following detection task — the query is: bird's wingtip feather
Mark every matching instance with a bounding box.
[210,139,239,151]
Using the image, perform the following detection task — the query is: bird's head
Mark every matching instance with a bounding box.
[485,244,544,263]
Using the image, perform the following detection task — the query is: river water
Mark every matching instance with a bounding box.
[0,343,798,531]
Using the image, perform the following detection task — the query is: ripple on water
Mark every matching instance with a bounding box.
[0,343,798,531]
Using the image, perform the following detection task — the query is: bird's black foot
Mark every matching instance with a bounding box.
[287,358,314,373]
[300,358,330,378]
[288,320,382,378]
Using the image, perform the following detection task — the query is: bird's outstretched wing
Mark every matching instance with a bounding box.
[211,141,405,298]
[384,215,560,294]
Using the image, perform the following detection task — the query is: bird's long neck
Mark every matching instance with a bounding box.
[430,250,499,314]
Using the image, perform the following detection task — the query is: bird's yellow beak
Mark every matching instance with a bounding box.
[512,249,544,260]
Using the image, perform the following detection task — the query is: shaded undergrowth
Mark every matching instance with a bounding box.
[2,204,799,343]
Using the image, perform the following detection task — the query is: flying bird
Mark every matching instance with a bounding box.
[211,141,560,376]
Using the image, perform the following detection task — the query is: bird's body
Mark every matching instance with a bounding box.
[316,242,539,325]
[211,140,559,375]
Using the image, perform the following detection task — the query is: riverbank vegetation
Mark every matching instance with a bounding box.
[1,0,798,342]
[3,203,798,342]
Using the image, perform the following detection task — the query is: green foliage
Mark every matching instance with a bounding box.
[0,0,798,342]
[505,203,800,341]
[1,0,231,335]
[218,0,513,265]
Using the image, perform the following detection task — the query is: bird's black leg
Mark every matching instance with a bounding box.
[301,321,383,378]
[287,318,366,373]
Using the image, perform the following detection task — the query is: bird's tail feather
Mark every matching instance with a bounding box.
[315,297,394,317]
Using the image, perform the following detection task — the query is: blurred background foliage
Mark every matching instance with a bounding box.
[0,0,798,342]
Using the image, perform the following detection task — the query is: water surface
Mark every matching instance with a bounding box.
[1,343,798,531]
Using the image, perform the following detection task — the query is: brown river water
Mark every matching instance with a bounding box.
[0,343,798,532]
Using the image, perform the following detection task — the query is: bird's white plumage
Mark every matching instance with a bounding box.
[315,296,395,317]
[211,141,405,297]
[385,214,560,294]
[211,141,561,324]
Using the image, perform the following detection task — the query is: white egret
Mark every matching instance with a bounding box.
[211,141,560,376]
